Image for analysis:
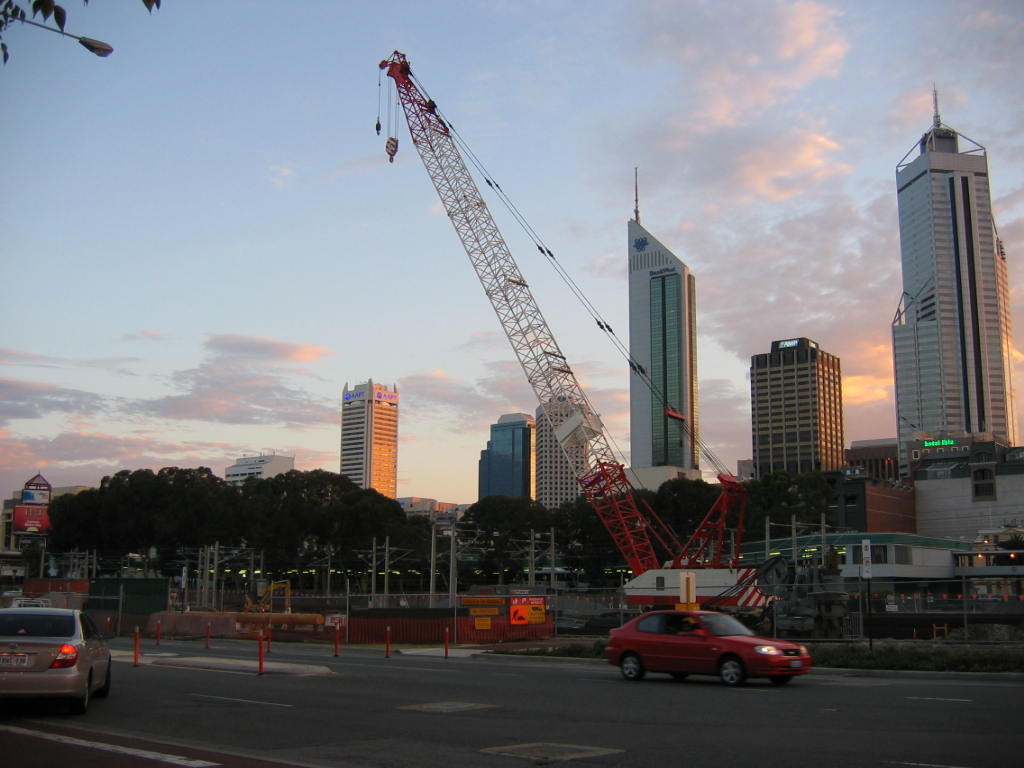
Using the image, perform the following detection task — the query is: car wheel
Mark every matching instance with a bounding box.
[718,656,746,687]
[769,675,793,686]
[95,658,112,698]
[670,672,689,681]
[620,652,645,681]
[70,672,91,714]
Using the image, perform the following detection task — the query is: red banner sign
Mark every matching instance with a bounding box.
[13,505,50,534]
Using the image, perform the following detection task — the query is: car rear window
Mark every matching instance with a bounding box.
[0,614,76,638]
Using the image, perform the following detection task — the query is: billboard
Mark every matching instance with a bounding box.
[13,505,51,534]
[21,488,51,505]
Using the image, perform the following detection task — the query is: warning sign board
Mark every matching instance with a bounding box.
[474,617,492,630]
[469,607,500,616]
[462,596,506,606]
[509,596,546,625]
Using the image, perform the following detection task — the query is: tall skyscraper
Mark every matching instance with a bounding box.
[534,399,582,510]
[340,379,399,498]
[478,413,535,500]
[628,208,699,472]
[750,338,844,477]
[892,95,1018,476]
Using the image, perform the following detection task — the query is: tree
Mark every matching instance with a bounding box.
[462,496,552,584]
[550,495,621,587]
[1,0,160,65]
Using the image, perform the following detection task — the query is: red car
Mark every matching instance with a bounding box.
[605,609,811,686]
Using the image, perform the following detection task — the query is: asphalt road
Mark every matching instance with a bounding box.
[2,637,1022,768]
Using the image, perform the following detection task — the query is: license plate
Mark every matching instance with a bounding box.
[789,659,803,668]
[0,654,29,668]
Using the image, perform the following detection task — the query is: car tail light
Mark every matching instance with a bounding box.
[50,644,79,668]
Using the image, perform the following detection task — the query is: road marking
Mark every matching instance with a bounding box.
[905,696,973,703]
[482,742,624,761]
[399,701,497,713]
[0,724,220,767]
[191,693,294,708]
[883,762,974,768]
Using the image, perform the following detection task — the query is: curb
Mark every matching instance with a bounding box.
[111,650,332,676]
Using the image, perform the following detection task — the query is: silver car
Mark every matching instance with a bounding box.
[0,607,112,713]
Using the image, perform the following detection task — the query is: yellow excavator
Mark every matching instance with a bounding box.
[244,580,291,613]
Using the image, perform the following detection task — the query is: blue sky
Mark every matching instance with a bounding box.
[2,0,1023,504]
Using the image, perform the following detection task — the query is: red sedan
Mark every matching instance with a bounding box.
[605,609,811,686]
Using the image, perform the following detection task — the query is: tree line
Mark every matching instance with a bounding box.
[44,466,835,590]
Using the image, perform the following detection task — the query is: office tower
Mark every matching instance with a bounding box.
[340,379,399,498]
[750,338,844,477]
[478,413,536,500]
[628,212,699,472]
[224,453,295,486]
[534,400,582,509]
[892,95,1018,476]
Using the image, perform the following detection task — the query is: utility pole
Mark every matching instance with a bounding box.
[528,529,536,587]
[549,528,556,592]
[448,527,457,609]
[429,523,437,598]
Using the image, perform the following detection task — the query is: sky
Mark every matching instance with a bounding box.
[2,0,1023,506]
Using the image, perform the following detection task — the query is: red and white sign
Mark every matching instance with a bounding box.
[13,505,50,534]
[510,596,546,625]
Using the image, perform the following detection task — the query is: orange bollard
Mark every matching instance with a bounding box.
[385,625,391,658]
[133,627,140,667]
[444,626,449,659]
[334,624,340,657]
[258,632,265,675]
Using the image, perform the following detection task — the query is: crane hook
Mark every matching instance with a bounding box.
[386,136,399,162]
[375,118,381,136]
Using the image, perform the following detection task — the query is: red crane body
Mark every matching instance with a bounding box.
[380,51,744,576]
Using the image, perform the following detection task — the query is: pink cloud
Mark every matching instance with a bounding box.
[205,333,332,363]
[633,0,849,129]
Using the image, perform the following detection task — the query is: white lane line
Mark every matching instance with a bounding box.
[191,693,294,707]
[0,724,219,767]
[883,762,974,768]
[905,696,973,703]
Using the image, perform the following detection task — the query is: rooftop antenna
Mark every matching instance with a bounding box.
[633,167,640,224]
[932,84,941,128]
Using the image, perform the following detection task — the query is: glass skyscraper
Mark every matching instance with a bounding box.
[892,100,1018,476]
[628,217,698,471]
[478,412,535,500]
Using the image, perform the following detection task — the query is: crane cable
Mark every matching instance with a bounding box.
[401,72,729,477]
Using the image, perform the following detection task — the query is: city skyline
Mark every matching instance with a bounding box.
[2,2,1022,504]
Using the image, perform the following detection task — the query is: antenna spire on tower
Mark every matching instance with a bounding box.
[633,167,640,224]
[932,83,941,128]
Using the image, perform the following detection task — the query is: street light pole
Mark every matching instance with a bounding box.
[12,15,113,57]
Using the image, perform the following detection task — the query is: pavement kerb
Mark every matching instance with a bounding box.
[111,649,332,676]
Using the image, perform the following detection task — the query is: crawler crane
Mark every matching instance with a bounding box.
[378,51,765,610]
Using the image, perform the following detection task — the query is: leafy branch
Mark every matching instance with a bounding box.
[1,0,161,65]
